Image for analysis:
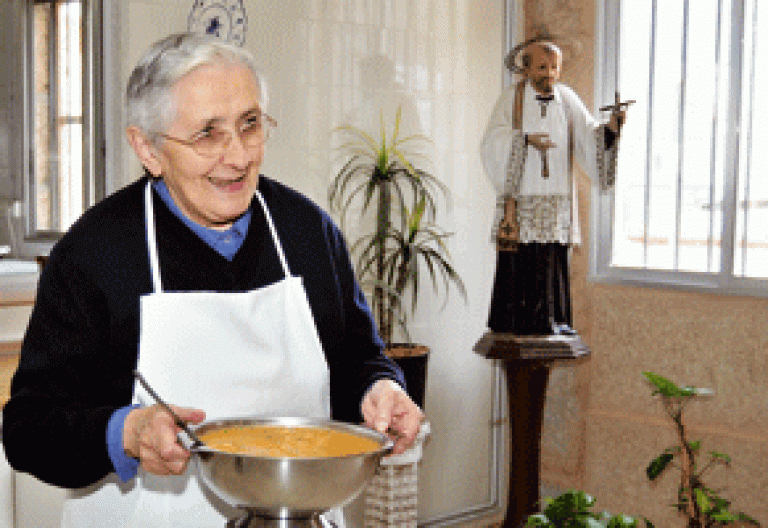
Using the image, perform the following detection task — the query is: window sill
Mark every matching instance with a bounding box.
[0,273,37,352]
[588,270,768,299]
[0,272,38,307]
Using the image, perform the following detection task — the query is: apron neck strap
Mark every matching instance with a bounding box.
[253,190,292,277]
[145,181,163,293]
[143,181,294,295]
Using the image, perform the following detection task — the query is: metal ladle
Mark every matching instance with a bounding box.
[132,370,206,449]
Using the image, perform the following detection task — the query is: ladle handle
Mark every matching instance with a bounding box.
[133,370,205,449]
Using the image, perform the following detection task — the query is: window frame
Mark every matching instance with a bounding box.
[19,0,104,255]
[591,0,768,298]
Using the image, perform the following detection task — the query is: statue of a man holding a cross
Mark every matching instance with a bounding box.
[480,39,630,336]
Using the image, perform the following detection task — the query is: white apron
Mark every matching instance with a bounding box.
[61,181,340,527]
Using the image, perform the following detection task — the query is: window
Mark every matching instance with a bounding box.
[594,0,768,295]
[25,0,102,244]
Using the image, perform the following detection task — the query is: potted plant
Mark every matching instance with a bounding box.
[643,372,760,527]
[330,106,465,407]
[525,489,647,527]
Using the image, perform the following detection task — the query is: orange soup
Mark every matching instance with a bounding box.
[198,425,381,457]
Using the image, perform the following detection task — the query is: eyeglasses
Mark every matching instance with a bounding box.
[159,111,277,158]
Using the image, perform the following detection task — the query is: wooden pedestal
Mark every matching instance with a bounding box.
[474,332,590,528]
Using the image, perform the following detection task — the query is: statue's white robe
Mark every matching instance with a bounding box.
[480,81,617,245]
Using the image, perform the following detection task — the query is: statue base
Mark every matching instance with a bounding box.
[474,331,590,361]
[474,331,590,528]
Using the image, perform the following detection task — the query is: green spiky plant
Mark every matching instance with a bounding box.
[353,198,466,344]
[643,372,760,527]
[330,106,464,346]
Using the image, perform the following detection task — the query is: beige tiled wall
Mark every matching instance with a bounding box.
[585,285,768,524]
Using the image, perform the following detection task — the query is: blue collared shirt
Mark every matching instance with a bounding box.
[107,178,253,481]
[153,179,252,261]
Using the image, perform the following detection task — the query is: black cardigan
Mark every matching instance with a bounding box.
[2,175,403,488]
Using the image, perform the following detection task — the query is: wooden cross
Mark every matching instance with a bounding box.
[599,91,635,117]
[537,148,550,179]
[536,94,554,117]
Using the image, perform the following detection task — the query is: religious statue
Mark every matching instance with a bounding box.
[480,39,631,336]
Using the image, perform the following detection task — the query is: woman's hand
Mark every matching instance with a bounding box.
[361,379,424,454]
[123,404,206,476]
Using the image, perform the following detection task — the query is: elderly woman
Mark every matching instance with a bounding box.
[2,33,422,527]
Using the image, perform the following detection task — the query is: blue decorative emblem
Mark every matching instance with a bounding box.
[188,0,247,47]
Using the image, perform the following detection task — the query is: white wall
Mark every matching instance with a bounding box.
[106,0,506,524]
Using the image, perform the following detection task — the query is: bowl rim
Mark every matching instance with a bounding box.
[189,415,394,460]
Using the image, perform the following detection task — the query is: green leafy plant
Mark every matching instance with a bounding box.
[643,371,760,527]
[353,198,466,342]
[330,106,464,345]
[525,489,648,527]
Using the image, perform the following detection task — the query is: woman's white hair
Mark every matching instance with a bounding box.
[126,33,267,140]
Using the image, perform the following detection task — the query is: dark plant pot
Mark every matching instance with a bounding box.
[386,344,429,409]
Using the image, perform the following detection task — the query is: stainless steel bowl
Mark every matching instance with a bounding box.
[191,416,392,521]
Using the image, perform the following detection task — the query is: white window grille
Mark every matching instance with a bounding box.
[594,0,768,295]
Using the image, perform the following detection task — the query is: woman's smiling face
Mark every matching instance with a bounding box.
[150,62,265,230]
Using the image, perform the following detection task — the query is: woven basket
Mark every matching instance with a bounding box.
[364,461,419,527]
